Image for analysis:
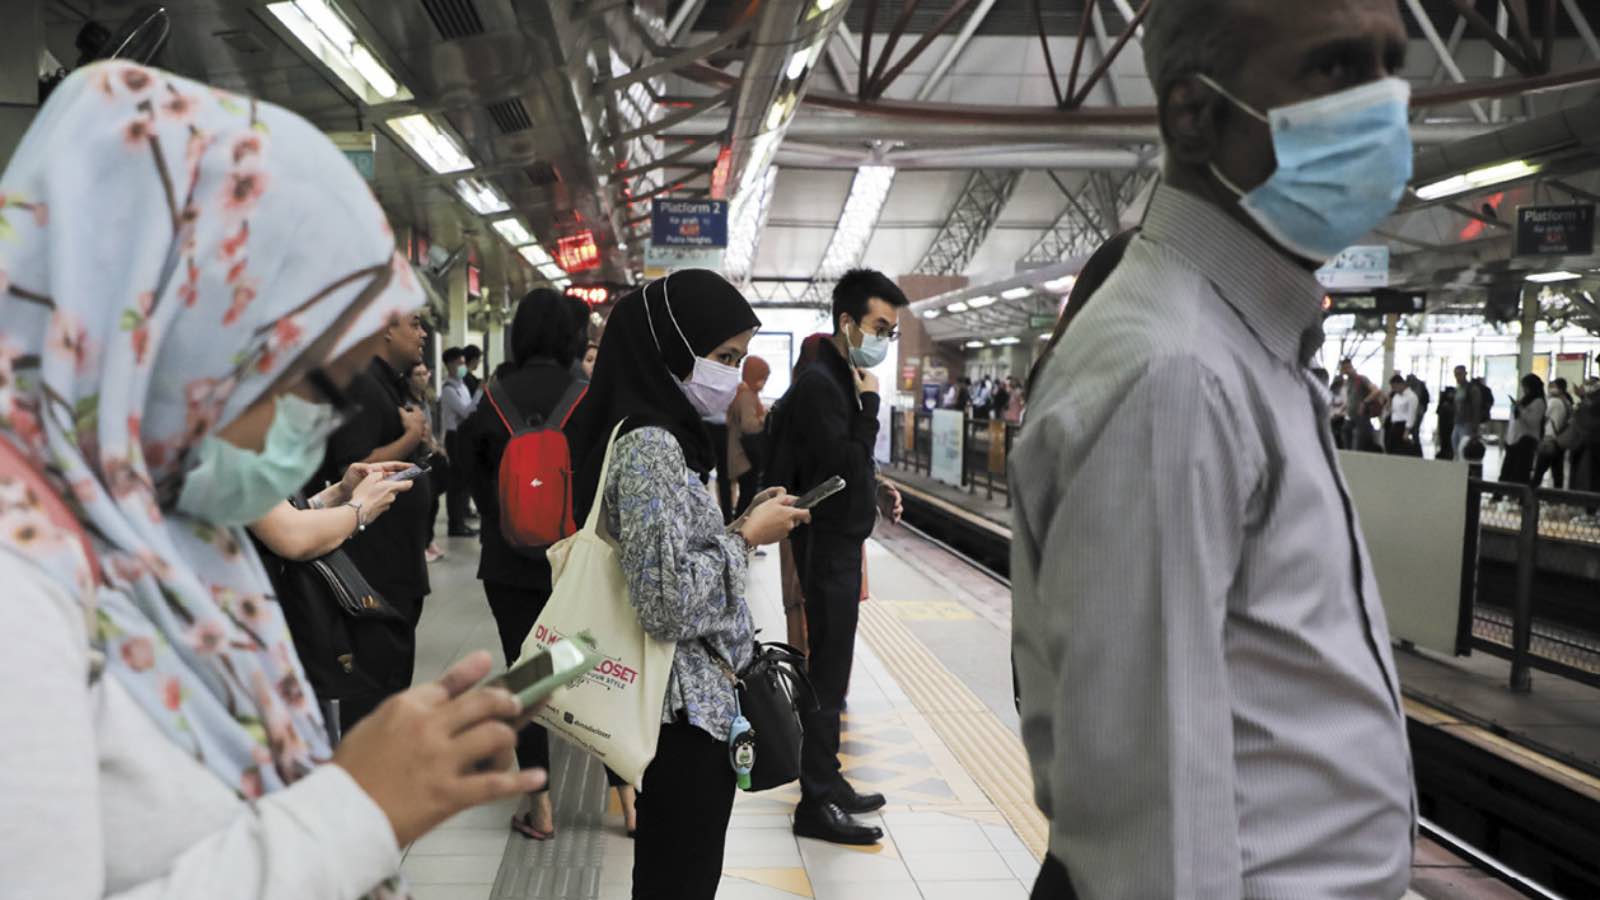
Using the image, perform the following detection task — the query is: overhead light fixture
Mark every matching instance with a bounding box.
[1001,287,1032,301]
[1043,274,1077,294]
[267,1,412,103]
[556,232,602,273]
[921,309,941,319]
[964,340,984,349]
[1415,160,1540,201]
[786,49,810,81]
[388,114,472,174]
[814,166,896,280]
[492,218,535,247]
[454,177,508,215]
[990,336,1021,346]
[765,92,797,132]
[519,244,554,268]
[539,263,566,281]
[967,295,997,309]
[945,301,970,313]
[1526,270,1582,283]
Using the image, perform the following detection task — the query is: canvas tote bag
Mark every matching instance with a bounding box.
[522,422,675,787]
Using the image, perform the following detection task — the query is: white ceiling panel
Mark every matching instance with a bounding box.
[864,226,942,279]
[999,171,1071,224]
[879,171,969,224]
[768,169,854,221]
[967,227,1053,275]
[753,225,835,279]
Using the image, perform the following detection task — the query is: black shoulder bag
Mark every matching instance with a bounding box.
[702,639,816,792]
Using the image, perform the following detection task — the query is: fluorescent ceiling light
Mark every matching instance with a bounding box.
[786,49,810,80]
[765,92,797,131]
[267,1,411,103]
[814,166,896,280]
[945,301,970,313]
[1415,159,1539,201]
[967,295,997,309]
[1001,287,1032,301]
[454,177,508,215]
[921,309,940,319]
[492,218,535,246]
[519,244,554,268]
[538,263,566,281]
[964,340,985,349]
[1043,274,1077,293]
[990,336,1021,346]
[1526,270,1582,283]
[387,114,472,174]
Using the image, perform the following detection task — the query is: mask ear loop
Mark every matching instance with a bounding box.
[1194,73,1269,200]
[642,273,696,381]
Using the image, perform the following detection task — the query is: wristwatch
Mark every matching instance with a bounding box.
[345,500,367,537]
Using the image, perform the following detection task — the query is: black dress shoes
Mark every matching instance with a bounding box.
[834,785,886,815]
[793,801,883,846]
[447,526,479,538]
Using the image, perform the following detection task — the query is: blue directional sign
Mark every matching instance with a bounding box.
[651,199,728,248]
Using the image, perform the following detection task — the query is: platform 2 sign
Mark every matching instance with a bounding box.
[1515,204,1595,257]
[650,199,728,248]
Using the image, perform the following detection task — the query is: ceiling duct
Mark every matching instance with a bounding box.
[486,98,534,134]
[421,0,487,40]
[1407,96,1600,209]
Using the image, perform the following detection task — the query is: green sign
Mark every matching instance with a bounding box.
[1029,313,1057,329]
[328,131,376,182]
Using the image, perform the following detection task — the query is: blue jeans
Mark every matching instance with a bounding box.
[1451,424,1475,460]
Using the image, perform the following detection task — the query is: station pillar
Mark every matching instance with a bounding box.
[447,261,469,355]
[1518,287,1538,377]
[1382,314,1399,380]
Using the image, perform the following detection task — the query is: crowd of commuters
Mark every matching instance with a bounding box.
[938,373,1025,423]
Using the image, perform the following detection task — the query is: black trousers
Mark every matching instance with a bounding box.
[1030,853,1081,900]
[443,430,471,531]
[483,581,552,775]
[1500,436,1539,485]
[707,423,734,524]
[734,468,762,520]
[632,716,737,900]
[386,593,424,683]
[791,531,864,804]
[1534,444,1567,489]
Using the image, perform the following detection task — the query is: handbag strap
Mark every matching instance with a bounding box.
[581,419,632,535]
[699,637,740,684]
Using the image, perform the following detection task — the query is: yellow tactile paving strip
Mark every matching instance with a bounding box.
[856,598,1051,860]
[1404,696,1600,800]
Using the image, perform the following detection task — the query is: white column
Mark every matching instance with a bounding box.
[447,262,469,353]
[1382,314,1399,380]
[1518,287,1538,376]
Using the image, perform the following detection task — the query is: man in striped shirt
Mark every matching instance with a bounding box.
[1011,1,1416,897]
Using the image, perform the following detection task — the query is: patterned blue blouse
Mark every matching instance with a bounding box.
[604,426,754,741]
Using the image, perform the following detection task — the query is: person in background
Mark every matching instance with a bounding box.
[409,361,448,562]
[462,343,484,395]
[1571,378,1600,504]
[458,289,588,842]
[992,378,1012,426]
[777,333,834,654]
[1012,0,1416,894]
[313,307,435,659]
[728,356,771,521]
[1339,358,1383,452]
[1384,374,1419,456]
[1005,376,1026,424]
[1407,374,1431,433]
[1534,377,1573,488]
[564,270,809,900]
[0,62,542,900]
[972,376,993,420]
[957,376,972,414]
[1328,374,1348,448]
[772,268,910,846]
[1436,386,1457,461]
[1451,366,1483,457]
[581,341,600,381]
[1501,373,1547,485]
[440,347,478,538]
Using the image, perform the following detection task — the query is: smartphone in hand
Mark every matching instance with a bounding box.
[481,632,604,711]
[385,463,431,483]
[795,475,847,510]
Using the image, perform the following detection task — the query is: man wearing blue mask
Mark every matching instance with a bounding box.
[1011,2,1416,899]
[768,267,907,845]
[439,346,477,538]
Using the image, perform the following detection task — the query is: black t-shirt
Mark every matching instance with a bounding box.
[311,356,432,601]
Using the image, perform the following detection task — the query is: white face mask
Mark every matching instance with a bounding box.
[645,275,745,418]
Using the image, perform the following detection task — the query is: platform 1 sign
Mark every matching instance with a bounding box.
[930,410,965,488]
[650,199,728,248]
[1315,245,1389,289]
[1515,204,1595,257]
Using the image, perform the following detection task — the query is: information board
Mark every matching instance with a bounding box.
[1316,245,1390,289]
[1515,204,1595,256]
[329,131,376,181]
[643,242,724,278]
[650,199,729,248]
[930,410,965,487]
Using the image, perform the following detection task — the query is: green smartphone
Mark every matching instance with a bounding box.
[483,630,604,710]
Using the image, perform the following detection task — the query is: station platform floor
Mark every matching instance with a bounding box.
[394,518,1525,900]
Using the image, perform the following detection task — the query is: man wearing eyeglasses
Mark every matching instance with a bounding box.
[770,267,908,845]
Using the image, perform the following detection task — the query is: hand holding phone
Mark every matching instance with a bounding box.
[385,463,431,483]
[481,632,604,716]
[795,475,847,510]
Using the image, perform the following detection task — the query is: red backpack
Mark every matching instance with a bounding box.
[483,376,588,554]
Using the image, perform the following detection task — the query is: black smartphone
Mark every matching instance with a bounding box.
[385,463,431,482]
[795,475,847,510]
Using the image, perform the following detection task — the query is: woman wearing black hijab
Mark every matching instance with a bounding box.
[457,288,587,840]
[565,270,810,900]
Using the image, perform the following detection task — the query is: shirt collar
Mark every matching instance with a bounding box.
[1141,185,1326,368]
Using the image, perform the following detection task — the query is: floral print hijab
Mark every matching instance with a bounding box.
[0,62,420,832]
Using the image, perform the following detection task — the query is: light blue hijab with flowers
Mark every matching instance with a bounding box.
[0,62,421,892]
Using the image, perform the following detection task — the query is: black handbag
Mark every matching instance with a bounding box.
[252,497,413,730]
[702,639,816,792]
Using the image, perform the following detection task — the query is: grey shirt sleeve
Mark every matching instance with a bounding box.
[1011,356,1263,898]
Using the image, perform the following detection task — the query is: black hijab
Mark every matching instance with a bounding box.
[567,269,761,520]
[511,287,580,368]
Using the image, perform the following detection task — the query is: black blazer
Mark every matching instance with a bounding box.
[770,340,881,544]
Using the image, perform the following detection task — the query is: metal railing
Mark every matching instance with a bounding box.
[888,409,1019,506]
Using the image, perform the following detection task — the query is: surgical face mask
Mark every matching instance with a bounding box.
[176,393,336,526]
[847,319,890,369]
[645,275,746,418]
[454,364,468,380]
[1199,75,1413,262]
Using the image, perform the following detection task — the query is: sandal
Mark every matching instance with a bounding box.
[510,811,554,841]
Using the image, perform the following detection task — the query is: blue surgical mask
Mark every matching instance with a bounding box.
[1199,75,1413,262]
[176,394,336,526]
[848,321,890,368]
[645,274,747,418]
[455,364,468,380]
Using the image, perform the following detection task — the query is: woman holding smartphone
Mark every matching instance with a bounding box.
[565,270,809,900]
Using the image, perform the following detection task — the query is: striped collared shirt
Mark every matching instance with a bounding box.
[1011,185,1415,900]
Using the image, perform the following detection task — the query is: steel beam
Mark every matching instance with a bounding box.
[914,0,1000,102]
[913,169,1023,276]
[1562,0,1600,61]
[1026,170,1152,262]
[1403,0,1490,123]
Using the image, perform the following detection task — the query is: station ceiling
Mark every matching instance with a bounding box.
[35,1,1600,336]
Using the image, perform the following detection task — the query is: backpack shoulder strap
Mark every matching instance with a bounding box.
[551,379,589,430]
[484,375,527,435]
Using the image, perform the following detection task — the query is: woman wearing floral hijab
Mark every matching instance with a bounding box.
[0,64,541,899]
